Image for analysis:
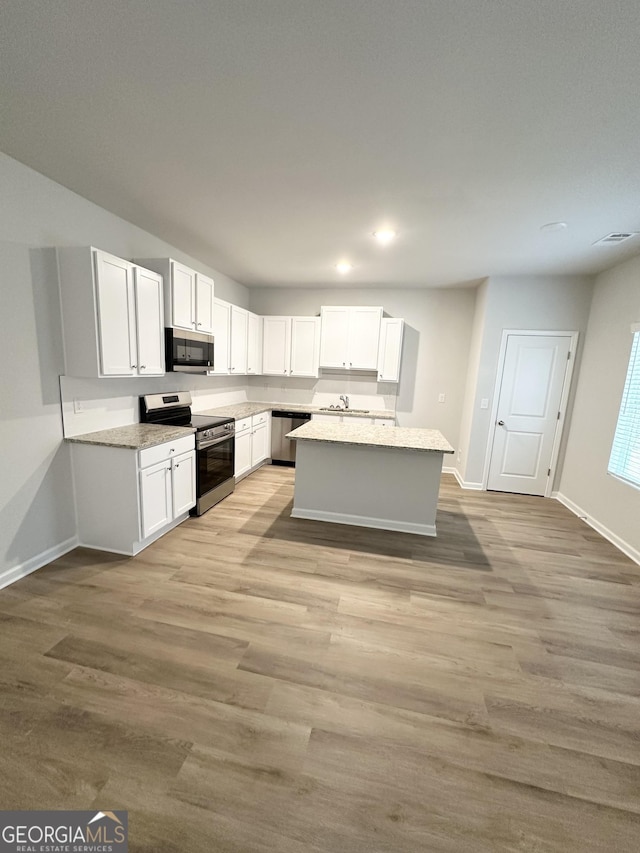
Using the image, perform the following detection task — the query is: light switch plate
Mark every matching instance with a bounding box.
[480,398,489,409]
[438,393,446,403]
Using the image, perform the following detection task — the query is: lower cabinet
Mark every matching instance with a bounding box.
[235,412,271,480]
[70,433,196,555]
[139,447,196,539]
[311,414,395,427]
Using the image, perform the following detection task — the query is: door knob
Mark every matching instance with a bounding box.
[497,420,505,426]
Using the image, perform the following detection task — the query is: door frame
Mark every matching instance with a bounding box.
[482,329,579,497]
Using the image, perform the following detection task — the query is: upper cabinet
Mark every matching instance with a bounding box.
[263,316,321,378]
[136,258,214,333]
[58,247,164,378]
[247,312,263,375]
[377,318,405,383]
[319,306,383,370]
[210,297,232,374]
[230,305,249,374]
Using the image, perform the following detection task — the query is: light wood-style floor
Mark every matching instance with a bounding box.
[2,468,640,851]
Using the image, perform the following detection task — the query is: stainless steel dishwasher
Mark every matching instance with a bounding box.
[271,410,312,466]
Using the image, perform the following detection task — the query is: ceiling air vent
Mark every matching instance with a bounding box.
[593,232,639,245]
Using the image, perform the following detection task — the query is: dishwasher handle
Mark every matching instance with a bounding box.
[271,411,312,420]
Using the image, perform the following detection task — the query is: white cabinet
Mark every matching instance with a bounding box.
[319,306,382,370]
[134,266,165,375]
[136,258,214,333]
[70,434,195,555]
[262,316,291,375]
[195,273,215,334]
[262,316,321,377]
[58,247,165,378]
[291,317,321,377]
[311,414,395,427]
[234,412,271,480]
[138,437,196,540]
[211,297,232,374]
[230,306,248,374]
[377,318,404,382]
[247,312,263,375]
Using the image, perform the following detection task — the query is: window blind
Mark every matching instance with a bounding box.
[608,327,640,488]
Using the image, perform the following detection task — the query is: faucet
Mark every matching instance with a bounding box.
[339,395,350,410]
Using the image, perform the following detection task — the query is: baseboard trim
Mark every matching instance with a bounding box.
[291,507,437,537]
[0,536,79,591]
[554,492,640,567]
[447,468,484,490]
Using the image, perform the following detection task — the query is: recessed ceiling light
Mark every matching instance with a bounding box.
[336,261,353,274]
[540,221,568,233]
[373,228,397,246]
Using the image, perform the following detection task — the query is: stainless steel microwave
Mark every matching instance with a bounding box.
[165,328,214,373]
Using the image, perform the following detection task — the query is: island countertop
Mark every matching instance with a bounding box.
[287,421,455,453]
[65,423,195,450]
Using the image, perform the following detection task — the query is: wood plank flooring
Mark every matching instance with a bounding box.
[2,468,640,851]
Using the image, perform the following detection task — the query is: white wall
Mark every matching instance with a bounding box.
[249,286,477,450]
[0,152,249,583]
[558,255,640,561]
[458,275,594,487]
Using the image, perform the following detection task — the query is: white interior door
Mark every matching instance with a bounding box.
[487,334,572,495]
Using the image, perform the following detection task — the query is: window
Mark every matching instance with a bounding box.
[608,324,640,488]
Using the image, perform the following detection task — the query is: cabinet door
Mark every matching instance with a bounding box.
[94,250,136,376]
[319,307,349,368]
[348,307,383,369]
[262,316,291,375]
[134,266,165,376]
[291,316,320,377]
[235,430,252,478]
[230,306,248,374]
[139,460,172,538]
[247,312,263,375]
[377,318,404,382]
[172,450,196,516]
[195,273,214,334]
[251,424,268,467]
[211,298,231,374]
[311,413,341,423]
[171,262,196,330]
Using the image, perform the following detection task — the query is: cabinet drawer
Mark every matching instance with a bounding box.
[139,434,195,469]
[235,416,252,434]
[251,411,269,427]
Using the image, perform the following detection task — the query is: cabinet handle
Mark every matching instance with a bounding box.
[140,365,146,369]
[197,322,202,326]
[350,362,353,367]
[174,462,180,468]
[170,448,175,452]
[131,364,137,369]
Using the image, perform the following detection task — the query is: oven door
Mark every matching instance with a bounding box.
[166,328,214,372]
[197,434,235,497]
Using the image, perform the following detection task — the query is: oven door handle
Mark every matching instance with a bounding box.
[197,434,235,450]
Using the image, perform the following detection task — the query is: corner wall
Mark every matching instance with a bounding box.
[457,275,594,487]
[0,152,249,585]
[558,254,640,562]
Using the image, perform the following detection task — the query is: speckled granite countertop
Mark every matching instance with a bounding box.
[287,422,455,453]
[65,424,196,450]
[199,401,396,420]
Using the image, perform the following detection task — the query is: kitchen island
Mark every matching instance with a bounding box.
[287,421,454,536]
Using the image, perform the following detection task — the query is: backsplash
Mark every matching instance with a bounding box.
[248,372,397,412]
[60,371,398,437]
[60,374,249,437]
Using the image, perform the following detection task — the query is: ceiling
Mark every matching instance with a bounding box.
[2,0,640,289]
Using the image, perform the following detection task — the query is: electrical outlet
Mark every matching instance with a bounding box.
[73,399,85,414]
[438,393,446,403]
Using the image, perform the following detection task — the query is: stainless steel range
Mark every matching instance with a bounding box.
[140,391,235,516]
